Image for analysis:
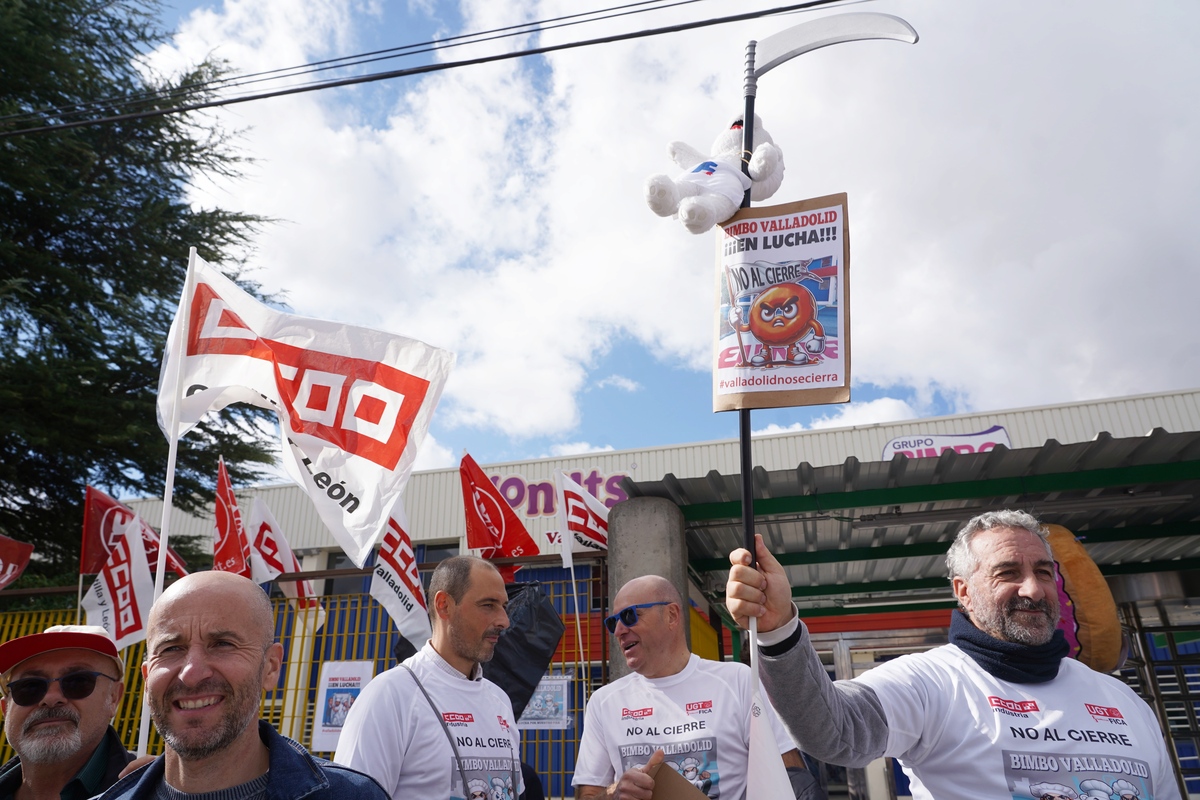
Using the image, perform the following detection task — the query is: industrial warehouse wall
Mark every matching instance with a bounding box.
[0,561,608,798]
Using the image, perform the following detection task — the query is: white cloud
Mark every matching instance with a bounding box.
[413,432,457,470]
[151,0,1200,454]
[545,442,615,457]
[596,375,641,392]
[754,397,919,436]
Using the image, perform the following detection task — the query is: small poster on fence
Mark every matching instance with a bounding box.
[713,193,851,411]
[311,660,375,751]
[517,674,572,730]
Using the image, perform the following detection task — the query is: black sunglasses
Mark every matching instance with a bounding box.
[5,671,120,707]
[604,601,671,634]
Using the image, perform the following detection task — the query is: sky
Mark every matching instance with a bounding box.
[146,0,1200,472]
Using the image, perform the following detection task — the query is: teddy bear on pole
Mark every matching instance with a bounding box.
[644,113,784,234]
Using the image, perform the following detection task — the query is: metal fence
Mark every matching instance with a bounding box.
[0,557,608,799]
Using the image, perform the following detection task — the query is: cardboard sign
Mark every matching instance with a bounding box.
[650,758,710,800]
[713,194,851,411]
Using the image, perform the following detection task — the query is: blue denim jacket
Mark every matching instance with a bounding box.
[94,721,387,800]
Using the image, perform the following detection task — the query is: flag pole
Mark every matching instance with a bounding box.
[138,246,197,757]
[567,560,590,706]
[78,488,89,624]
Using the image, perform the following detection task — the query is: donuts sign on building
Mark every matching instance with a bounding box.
[489,468,629,519]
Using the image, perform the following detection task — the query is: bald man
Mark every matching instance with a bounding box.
[573,576,811,800]
[94,571,386,800]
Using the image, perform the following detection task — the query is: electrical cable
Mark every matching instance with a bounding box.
[0,0,702,127]
[0,0,850,138]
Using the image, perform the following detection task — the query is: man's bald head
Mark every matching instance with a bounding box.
[610,575,690,678]
[148,571,275,647]
[142,570,284,770]
[614,575,682,609]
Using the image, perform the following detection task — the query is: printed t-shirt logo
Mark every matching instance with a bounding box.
[1086,703,1124,721]
[686,700,713,715]
[443,712,475,725]
[988,696,1040,714]
[622,707,653,720]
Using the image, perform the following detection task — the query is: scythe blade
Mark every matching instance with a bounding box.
[753,12,918,78]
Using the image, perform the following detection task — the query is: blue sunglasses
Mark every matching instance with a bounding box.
[604,602,671,634]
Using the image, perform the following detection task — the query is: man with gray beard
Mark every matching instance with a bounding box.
[725,509,1181,799]
[93,571,386,800]
[0,625,135,800]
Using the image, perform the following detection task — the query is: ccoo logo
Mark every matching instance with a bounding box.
[187,284,431,471]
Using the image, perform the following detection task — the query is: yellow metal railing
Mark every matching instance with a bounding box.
[0,559,608,798]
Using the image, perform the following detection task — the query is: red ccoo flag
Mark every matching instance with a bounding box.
[213,457,251,576]
[0,534,33,591]
[460,453,540,581]
[81,487,189,576]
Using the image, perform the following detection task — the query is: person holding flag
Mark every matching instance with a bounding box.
[572,575,810,800]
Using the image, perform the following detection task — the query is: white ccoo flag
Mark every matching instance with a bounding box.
[553,470,610,570]
[245,497,324,625]
[369,502,431,648]
[82,516,155,650]
[157,255,453,567]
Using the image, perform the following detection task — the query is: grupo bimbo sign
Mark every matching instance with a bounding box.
[882,425,1012,460]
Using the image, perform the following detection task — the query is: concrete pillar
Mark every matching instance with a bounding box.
[607,496,687,679]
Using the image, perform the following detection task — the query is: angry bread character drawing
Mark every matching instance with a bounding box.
[729,281,825,366]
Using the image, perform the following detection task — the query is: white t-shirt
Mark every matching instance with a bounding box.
[573,655,796,800]
[333,643,523,800]
[856,644,1181,800]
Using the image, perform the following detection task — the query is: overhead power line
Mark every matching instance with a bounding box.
[1,0,849,139]
[0,0,704,128]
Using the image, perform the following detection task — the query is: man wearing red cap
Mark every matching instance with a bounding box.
[0,625,135,800]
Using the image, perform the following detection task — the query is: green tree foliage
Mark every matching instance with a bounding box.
[0,0,277,577]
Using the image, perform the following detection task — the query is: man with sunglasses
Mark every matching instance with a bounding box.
[573,576,808,800]
[0,625,135,800]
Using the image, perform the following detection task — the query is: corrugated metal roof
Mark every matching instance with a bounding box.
[627,426,1200,609]
[126,388,1200,571]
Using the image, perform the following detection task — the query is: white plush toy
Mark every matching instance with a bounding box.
[645,113,785,234]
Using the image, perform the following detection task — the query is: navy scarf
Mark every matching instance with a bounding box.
[948,610,1069,683]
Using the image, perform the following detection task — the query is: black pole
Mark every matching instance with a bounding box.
[734,43,753,566]
[739,42,758,567]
